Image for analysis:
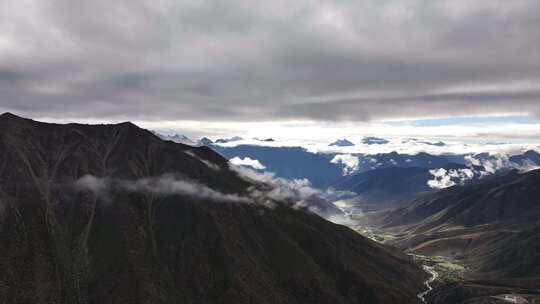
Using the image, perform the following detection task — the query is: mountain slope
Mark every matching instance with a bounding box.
[374,168,540,303]
[465,223,540,279]
[332,166,435,209]
[0,113,425,304]
[383,169,540,232]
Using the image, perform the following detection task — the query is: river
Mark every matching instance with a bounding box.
[417,265,439,303]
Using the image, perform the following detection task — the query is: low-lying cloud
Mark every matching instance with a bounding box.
[331,154,360,175]
[75,174,249,203]
[231,165,360,224]
[427,168,474,189]
[427,153,540,189]
[229,156,266,170]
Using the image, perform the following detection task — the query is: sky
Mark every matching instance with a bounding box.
[1,0,540,143]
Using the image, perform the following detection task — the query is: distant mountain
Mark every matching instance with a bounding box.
[215,136,243,143]
[384,169,540,231]
[332,163,479,210]
[361,136,389,145]
[332,167,436,209]
[354,152,456,173]
[198,136,213,145]
[0,113,425,304]
[329,139,355,147]
[211,145,343,188]
[158,133,198,145]
[254,137,275,142]
[509,149,540,166]
[426,141,445,147]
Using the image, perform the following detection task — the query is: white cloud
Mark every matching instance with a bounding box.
[427,168,476,189]
[331,154,360,175]
[231,165,356,216]
[229,156,266,170]
[184,150,220,170]
[75,174,249,203]
[75,174,108,195]
[428,151,540,189]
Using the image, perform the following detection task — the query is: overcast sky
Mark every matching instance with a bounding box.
[1,0,540,140]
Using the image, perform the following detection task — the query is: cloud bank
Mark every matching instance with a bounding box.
[1,0,540,124]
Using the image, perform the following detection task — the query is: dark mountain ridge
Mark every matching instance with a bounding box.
[0,113,425,304]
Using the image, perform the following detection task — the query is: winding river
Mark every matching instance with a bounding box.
[417,265,439,303]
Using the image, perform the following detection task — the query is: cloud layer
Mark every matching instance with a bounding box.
[1,0,540,123]
[75,174,250,203]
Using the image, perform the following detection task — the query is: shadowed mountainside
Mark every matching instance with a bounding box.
[375,169,540,303]
[0,113,425,304]
[382,169,540,233]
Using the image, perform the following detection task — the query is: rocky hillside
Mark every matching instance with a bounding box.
[0,113,425,304]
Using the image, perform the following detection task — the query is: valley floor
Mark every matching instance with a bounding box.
[350,220,540,304]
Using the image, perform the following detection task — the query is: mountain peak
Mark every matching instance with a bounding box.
[215,136,243,144]
[0,112,25,121]
[198,137,213,145]
[329,139,354,147]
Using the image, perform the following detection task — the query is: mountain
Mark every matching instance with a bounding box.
[254,137,275,142]
[383,169,540,232]
[509,149,540,166]
[211,145,343,188]
[465,223,540,279]
[158,133,198,146]
[331,163,485,210]
[375,168,540,303]
[198,137,214,145]
[361,137,389,145]
[0,113,426,304]
[332,167,436,210]
[329,139,354,147]
[215,136,243,143]
[354,152,456,174]
[379,169,540,279]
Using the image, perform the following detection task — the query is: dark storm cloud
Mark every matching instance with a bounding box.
[1,0,540,121]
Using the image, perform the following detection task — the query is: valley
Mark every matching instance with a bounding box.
[327,169,540,304]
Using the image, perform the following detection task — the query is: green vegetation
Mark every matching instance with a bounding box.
[410,254,466,284]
